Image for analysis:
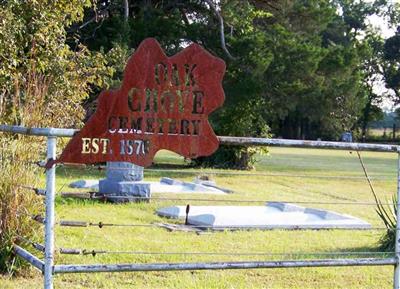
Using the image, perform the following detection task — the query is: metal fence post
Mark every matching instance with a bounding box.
[394,151,400,289]
[44,136,57,289]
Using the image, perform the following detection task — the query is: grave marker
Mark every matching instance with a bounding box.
[54,38,225,200]
[56,38,225,167]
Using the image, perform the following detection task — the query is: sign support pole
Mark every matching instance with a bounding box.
[44,136,56,289]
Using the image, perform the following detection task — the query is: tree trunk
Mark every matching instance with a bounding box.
[393,123,396,141]
[123,0,129,21]
[361,98,372,142]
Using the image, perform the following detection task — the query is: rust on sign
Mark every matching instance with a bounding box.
[56,38,226,167]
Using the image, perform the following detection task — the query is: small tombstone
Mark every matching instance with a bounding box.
[341,132,353,143]
[98,162,149,201]
[51,38,225,202]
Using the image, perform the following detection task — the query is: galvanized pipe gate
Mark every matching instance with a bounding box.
[1,124,400,289]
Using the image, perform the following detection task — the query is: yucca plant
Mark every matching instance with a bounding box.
[356,150,398,252]
[374,191,397,251]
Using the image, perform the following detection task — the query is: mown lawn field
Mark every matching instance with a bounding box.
[1,146,399,289]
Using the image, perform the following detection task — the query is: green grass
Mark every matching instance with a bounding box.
[1,147,398,288]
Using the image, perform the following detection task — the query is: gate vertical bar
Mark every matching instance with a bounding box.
[44,136,56,289]
[394,150,400,289]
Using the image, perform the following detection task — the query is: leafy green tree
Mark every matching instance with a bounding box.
[383,29,400,101]
[70,0,398,167]
[358,33,387,140]
[249,1,361,139]
[6,0,390,170]
[0,0,115,127]
[334,0,398,140]
[0,0,118,273]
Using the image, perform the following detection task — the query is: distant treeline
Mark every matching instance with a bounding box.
[368,112,400,130]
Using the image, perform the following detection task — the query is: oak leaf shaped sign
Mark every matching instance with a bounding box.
[57,38,225,167]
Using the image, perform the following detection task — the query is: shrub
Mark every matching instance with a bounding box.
[0,135,43,274]
[191,145,268,170]
[0,1,117,274]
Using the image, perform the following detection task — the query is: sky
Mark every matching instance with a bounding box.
[367,14,395,38]
[367,14,397,111]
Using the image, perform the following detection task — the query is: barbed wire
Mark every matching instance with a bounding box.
[60,193,396,206]
[19,208,394,231]
[15,184,46,196]
[57,164,73,195]
[145,169,395,180]
[16,206,394,231]
[15,210,45,225]
[63,249,395,257]
[14,236,395,258]
[57,163,396,180]
[0,156,45,167]
[35,217,394,231]
[16,235,45,252]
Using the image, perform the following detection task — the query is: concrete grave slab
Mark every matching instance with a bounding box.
[68,178,227,194]
[149,181,226,194]
[69,180,99,190]
[156,202,371,230]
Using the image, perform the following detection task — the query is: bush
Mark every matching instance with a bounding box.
[0,1,118,274]
[0,135,43,274]
[191,145,268,170]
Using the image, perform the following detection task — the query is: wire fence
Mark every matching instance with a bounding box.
[59,194,396,206]
[21,238,397,258]
[2,125,400,288]
[0,156,45,167]
[15,207,396,232]
[60,163,398,180]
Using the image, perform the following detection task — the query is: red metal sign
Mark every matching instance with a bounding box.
[56,38,225,167]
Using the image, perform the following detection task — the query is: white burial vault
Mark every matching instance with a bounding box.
[156,202,371,230]
[69,177,227,195]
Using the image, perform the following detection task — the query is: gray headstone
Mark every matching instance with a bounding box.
[105,162,143,181]
[341,132,353,142]
[98,162,150,202]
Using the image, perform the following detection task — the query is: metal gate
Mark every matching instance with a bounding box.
[1,124,399,289]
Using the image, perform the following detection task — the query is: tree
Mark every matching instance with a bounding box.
[0,0,115,128]
[67,0,398,168]
[249,0,365,139]
[358,33,387,140]
[334,0,398,140]
[73,0,272,137]
[0,0,117,273]
[383,28,400,102]
[257,0,396,140]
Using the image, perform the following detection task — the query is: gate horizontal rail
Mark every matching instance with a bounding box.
[54,258,397,274]
[1,124,398,152]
